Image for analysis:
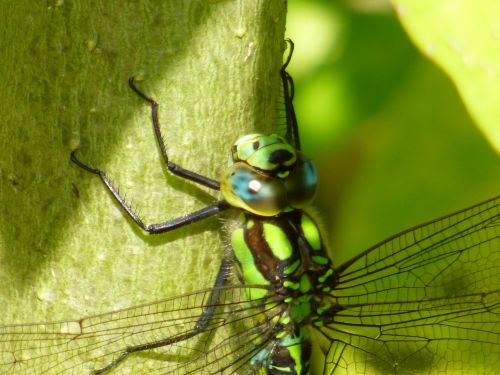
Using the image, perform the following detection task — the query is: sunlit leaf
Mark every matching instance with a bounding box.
[392,0,500,152]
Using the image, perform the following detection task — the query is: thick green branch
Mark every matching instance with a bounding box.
[0,0,286,349]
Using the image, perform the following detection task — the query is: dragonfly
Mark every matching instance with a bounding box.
[0,41,499,375]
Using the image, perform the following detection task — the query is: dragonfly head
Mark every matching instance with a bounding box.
[221,134,317,216]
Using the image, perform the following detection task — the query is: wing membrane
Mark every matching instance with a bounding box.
[0,285,280,374]
[321,196,500,374]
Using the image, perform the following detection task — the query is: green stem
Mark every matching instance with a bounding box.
[0,0,286,341]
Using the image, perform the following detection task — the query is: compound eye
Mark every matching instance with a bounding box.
[221,163,287,216]
[284,153,317,209]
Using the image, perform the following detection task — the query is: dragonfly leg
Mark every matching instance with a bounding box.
[280,39,300,150]
[91,255,233,374]
[128,77,220,190]
[71,152,230,234]
[194,253,233,331]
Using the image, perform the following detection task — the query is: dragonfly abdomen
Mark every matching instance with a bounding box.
[252,326,312,375]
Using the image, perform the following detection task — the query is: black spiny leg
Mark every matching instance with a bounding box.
[281,39,300,151]
[71,76,231,233]
[70,152,229,234]
[128,77,220,190]
[91,255,233,374]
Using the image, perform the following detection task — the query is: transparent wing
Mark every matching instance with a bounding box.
[159,307,281,375]
[320,196,500,375]
[0,285,282,375]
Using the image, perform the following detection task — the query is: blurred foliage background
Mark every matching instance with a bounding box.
[286,0,499,264]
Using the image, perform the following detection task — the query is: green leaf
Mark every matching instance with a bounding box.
[391,0,500,153]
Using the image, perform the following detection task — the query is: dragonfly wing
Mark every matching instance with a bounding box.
[0,285,278,374]
[320,196,500,374]
[157,305,282,375]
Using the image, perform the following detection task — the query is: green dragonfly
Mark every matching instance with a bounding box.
[0,41,499,374]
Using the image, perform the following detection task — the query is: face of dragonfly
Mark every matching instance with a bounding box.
[220,133,317,216]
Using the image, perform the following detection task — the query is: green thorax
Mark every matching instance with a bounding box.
[230,210,334,310]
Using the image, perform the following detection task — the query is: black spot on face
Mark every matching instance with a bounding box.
[253,141,260,150]
[269,149,293,164]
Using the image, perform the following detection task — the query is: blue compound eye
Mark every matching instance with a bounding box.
[284,153,317,209]
[220,163,287,216]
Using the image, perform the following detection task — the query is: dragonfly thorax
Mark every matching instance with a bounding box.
[221,134,317,216]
